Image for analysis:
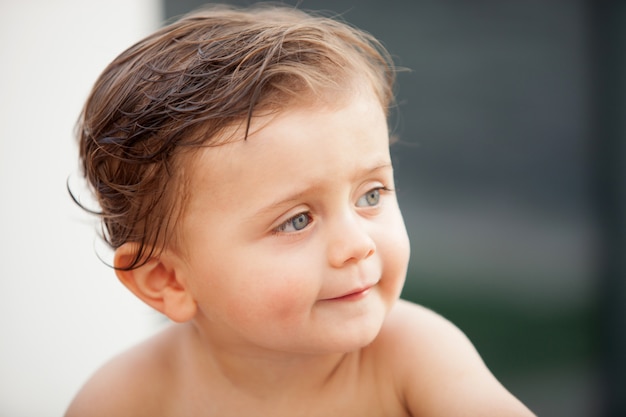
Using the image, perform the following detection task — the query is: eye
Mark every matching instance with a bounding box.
[356,188,382,207]
[275,212,312,233]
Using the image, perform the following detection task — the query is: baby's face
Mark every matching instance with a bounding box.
[176,90,410,354]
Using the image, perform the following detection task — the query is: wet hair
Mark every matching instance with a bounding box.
[75,3,396,269]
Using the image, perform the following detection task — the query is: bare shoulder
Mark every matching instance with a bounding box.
[64,324,180,417]
[373,300,536,416]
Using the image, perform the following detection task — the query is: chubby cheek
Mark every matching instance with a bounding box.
[254,267,317,320]
[210,250,321,328]
[378,216,410,301]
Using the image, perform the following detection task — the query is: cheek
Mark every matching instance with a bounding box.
[396,225,411,271]
[379,214,410,288]
[211,249,321,322]
[257,272,316,319]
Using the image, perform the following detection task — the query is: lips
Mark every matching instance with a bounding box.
[325,284,374,302]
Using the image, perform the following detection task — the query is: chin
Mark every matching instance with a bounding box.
[325,310,387,353]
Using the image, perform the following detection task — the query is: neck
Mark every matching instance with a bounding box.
[183,321,355,398]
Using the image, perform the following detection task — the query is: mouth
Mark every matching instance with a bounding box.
[325,285,374,302]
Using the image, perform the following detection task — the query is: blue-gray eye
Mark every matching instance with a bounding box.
[357,189,380,207]
[291,213,310,230]
[277,212,311,233]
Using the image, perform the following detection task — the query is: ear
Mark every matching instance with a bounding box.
[114,244,197,323]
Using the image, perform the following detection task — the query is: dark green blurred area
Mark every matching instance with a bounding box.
[164,1,625,416]
[405,279,601,415]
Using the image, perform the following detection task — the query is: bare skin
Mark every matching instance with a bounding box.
[66,91,535,417]
[66,301,533,416]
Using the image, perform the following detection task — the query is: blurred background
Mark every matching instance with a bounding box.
[1,0,623,416]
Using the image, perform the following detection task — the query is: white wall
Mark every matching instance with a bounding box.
[0,1,163,416]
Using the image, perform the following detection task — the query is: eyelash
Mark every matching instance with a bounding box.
[274,212,313,234]
[272,186,393,235]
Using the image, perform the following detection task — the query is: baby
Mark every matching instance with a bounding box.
[66,4,535,416]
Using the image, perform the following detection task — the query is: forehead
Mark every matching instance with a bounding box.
[184,91,390,211]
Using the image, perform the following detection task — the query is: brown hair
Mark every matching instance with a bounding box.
[75,3,396,269]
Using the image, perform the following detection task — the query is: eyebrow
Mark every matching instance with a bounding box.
[253,162,393,218]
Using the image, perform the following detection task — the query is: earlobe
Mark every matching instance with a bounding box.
[114,244,197,323]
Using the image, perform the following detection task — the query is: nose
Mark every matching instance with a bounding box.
[326,212,376,268]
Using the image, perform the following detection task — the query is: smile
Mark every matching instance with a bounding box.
[325,285,373,302]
